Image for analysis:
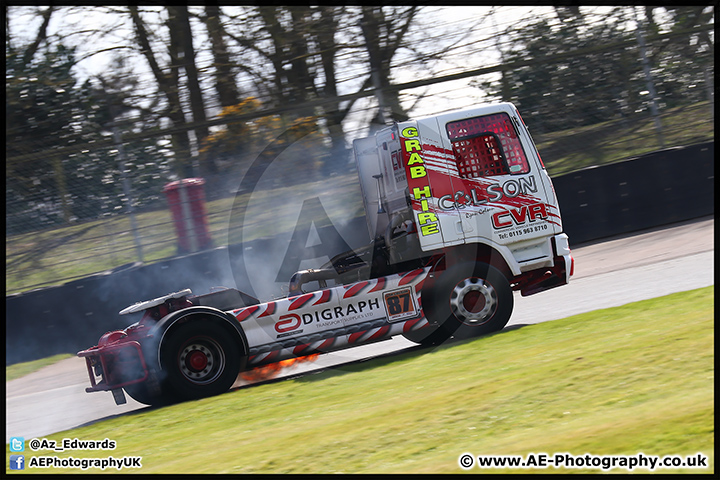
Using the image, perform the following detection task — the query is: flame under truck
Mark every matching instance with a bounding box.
[78,102,574,406]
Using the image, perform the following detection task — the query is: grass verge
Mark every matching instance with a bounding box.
[535,101,714,176]
[5,288,713,474]
[5,354,74,382]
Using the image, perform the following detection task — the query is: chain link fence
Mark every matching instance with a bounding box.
[6,29,714,295]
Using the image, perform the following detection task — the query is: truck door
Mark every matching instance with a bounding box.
[375,126,407,218]
[397,119,465,253]
[434,104,559,246]
[353,127,406,240]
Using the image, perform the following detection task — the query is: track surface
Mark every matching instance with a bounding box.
[6,216,714,443]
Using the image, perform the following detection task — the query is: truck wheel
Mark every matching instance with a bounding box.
[159,321,241,401]
[422,262,513,342]
[124,377,171,407]
[122,342,172,406]
[401,320,446,346]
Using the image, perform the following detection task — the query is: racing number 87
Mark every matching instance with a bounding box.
[383,288,417,322]
[387,293,409,314]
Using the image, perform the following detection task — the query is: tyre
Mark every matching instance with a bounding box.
[401,319,446,346]
[159,321,242,401]
[114,340,171,406]
[124,374,172,407]
[420,261,513,344]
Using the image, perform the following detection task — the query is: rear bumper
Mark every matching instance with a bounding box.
[77,340,149,393]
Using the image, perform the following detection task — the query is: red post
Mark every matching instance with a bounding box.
[163,178,212,253]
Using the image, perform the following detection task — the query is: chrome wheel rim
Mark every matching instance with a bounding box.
[178,338,225,385]
[449,277,498,326]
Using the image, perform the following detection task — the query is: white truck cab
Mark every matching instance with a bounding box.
[354,102,573,295]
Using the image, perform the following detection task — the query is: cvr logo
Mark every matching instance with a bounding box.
[492,203,548,229]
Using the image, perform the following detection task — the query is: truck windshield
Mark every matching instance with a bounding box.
[446,112,529,178]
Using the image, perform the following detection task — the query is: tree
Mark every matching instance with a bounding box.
[128,6,195,177]
[646,6,715,107]
[6,6,185,233]
[200,6,344,178]
[202,6,242,124]
[359,6,417,124]
[476,9,639,132]
[6,35,80,229]
[476,7,714,133]
[167,6,211,173]
[310,6,347,166]
[82,56,174,217]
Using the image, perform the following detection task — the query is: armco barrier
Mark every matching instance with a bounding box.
[5,142,714,364]
[553,141,713,244]
[5,249,247,365]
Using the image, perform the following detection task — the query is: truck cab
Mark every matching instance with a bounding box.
[353,102,572,297]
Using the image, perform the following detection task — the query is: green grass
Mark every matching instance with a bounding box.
[6,286,713,474]
[535,101,714,176]
[5,354,74,382]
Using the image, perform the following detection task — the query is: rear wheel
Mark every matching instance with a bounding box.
[124,375,172,406]
[123,341,171,406]
[160,321,242,401]
[418,262,513,344]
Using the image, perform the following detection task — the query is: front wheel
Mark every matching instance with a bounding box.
[159,321,241,401]
[420,262,513,344]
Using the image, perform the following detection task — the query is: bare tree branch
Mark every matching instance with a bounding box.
[22,6,55,66]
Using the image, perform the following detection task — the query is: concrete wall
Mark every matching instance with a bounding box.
[6,142,714,364]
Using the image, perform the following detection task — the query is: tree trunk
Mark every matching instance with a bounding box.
[203,6,242,113]
[168,6,213,173]
[129,6,193,177]
[21,6,54,66]
[360,7,414,124]
[315,6,347,167]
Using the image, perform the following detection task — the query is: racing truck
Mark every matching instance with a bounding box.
[78,102,574,406]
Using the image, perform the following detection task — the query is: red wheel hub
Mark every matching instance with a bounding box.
[462,290,486,313]
[187,350,208,371]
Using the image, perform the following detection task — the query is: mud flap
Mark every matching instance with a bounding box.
[111,389,127,405]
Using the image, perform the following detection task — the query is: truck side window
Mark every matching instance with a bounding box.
[447,113,530,177]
